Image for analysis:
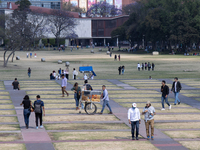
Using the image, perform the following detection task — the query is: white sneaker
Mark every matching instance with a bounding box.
[161,108,165,110]
[169,105,171,110]
[36,126,38,129]
[40,125,43,129]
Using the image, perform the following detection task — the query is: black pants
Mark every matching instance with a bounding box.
[145,67,147,70]
[148,67,151,71]
[152,67,154,71]
[35,113,42,126]
[66,74,69,79]
[74,75,76,80]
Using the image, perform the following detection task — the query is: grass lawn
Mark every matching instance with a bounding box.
[155,122,200,129]
[37,99,75,103]
[43,104,75,109]
[179,141,200,150]
[182,94,200,97]
[68,80,113,85]
[0,124,20,131]
[109,94,160,98]
[44,123,129,130]
[45,109,108,114]
[113,98,163,103]
[0,100,12,104]
[120,103,190,108]
[0,105,14,109]
[0,110,16,115]
[0,117,18,122]
[0,133,22,142]
[164,130,200,139]
[0,96,10,99]
[108,90,159,94]
[27,91,65,95]
[29,95,74,99]
[154,114,200,120]
[43,115,118,122]
[0,91,9,95]
[21,88,61,90]
[180,90,200,93]
[49,131,139,140]
[0,144,25,150]
[155,108,200,113]
[53,141,158,150]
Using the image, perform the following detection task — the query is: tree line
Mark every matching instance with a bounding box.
[112,0,200,51]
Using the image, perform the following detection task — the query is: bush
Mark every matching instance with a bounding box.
[49,38,55,46]
[59,39,65,45]
[42,39,47,45]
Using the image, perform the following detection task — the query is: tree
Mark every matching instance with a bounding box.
[15,0,31,11]
[47,9,77,48]
[87,1,122,17]
[62,2,85,13]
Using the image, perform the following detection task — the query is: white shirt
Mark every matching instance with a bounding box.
[61,77,67,87]
[137,64,140,68]
[175,82,177,92]
[84,75,88,80]
[128,108,140,121]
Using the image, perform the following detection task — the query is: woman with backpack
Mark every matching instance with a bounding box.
[20,95,32,129]
[71,82,82,110]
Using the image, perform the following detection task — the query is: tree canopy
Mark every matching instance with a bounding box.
[112,0,200,51]
[15,0,31,11]
[62,2,85,13]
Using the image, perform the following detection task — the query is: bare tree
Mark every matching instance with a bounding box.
[47,9,77,48]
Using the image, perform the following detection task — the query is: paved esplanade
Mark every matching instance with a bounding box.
[2,79,200,150]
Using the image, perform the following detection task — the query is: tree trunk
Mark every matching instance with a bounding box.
[11,52,15,62]
[4,50,15,67]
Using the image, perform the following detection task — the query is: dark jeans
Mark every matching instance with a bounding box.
[66,74,69,79]
[35,113,42,126]
[131,121,139,138]
[74,75,76,80]
[161,96,170,108]
[152,67,154,71]
[24,108,30,126]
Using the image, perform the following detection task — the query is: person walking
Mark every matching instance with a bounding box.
[142,63,144,70]
[118,54,120,61]
[137,63,141,71]
[161,80,171,110]
[142,101,156,140]
[65,68,69,79]
[171,77,182,105]
[118,66,122,75]
[12,78,20,90]
[34,95,45,129]
[27,53,29,58]
[30,53,32,58]
[121,66,125,75]
[145,62,147,70]
[100,85,112,114]
[73,68,77,80]
[148,62,151,71]
[20,95,32,129]
[28,67,31,78]
[61,74,69,97]
[152,63,155,71]
[128,103,141,140]
[71,82,82,110]
[114,54,117,60]
[84,80,93,90]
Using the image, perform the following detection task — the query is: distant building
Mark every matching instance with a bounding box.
[0,2,129,47]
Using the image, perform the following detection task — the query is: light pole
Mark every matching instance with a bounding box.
[142,35,145,49]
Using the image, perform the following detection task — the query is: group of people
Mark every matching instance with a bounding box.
[114,54,121,61]
[26,53,36,58]
[118,66,125,75]
[128,77,182,140]
[137,62,155,71]
[50,68,69,80]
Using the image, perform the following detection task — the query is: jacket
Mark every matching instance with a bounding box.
[161,85,169,97]
[171,81,182,92]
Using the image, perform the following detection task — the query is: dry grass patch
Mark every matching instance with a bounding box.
[0,124,20,131]
[45,104,75,108]
[0,144,25,150]
[181,90,200,93]
[46,109,108,114]
[0,96,10,99]
[91,86,121,89]
[164,130,200,139]
[0,133,22,141]
[110,94,160,98]
[27,91,62,95]
[0,117,18,122]
[29,95,73,99]
[0,88,5,90]
[113,98,161,103]
[179,141,200,150]
[155,108,200,113]
[44,123,129,130]
[182,94,200,97]
[109,90,159,94]
[44,115,118,122]
[121,103,190,108]
[154,114,200,120]
[37,99,75,103]
[0,100,12,104]
[0,91,9,95]
[0,110,16,115]
[155,122,200,129]
[53,141,158,150]
[68,80,113,85]
[21,88,61,90]
[0,105,14,109]
[49,131,135,140]
[136,87,160,89]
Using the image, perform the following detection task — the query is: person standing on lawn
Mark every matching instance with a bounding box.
[12,78,20,90]
[28,67,31,78]
[100,85,112,114]
[61,74,69,97]
[171,77,182,105]
[152,63,155,71]
[137,63,141,71]
[20,95,32,129]
[128,103,141,140]
[161,80,171,110]
[71,82,82,110]
[142,101,156,140]
[34,95,45,129]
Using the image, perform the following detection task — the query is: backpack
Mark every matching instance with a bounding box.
[34,101,42,113]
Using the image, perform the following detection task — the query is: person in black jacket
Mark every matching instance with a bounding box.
[161,80,171,110]
[171,77,182,105]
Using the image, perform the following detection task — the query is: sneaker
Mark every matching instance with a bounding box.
[40,125,43,129]
[151,136,154,140]
[36,126,38,129]
[132,137,135,140]
[26,124,28,129]
[147,136,150,140]
[108,112,113,114]
[161,108,165,111]
[178,102,181,105]
[169,105,171,110]
[136,137,139,140]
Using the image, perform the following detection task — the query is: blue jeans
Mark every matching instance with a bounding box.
[101,100,112,113]
[131,121,139,138]
[24,108,30,126]
[161,96,170,108]
[28,73,31,77]
[174,92,180,104]
[74,94,84,108]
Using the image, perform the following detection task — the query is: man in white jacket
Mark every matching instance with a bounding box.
[128,103,141,140]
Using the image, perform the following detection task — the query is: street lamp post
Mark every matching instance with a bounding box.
[142,35,145,49]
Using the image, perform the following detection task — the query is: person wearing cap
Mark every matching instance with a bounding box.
[161,80,171,110]
[171,77,182,105]
[128,103,141,140]
[142,101,156,140]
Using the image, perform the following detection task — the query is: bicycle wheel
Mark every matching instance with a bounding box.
[85,103,97,115]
